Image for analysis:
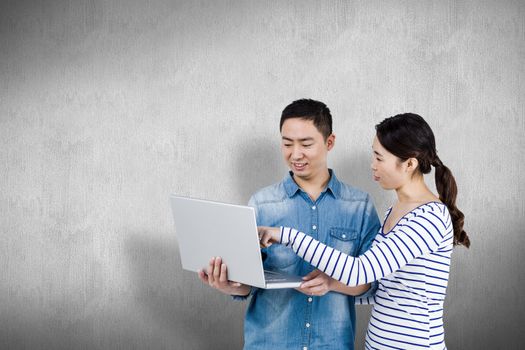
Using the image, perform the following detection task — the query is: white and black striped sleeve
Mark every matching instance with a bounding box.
[279,209,450,286]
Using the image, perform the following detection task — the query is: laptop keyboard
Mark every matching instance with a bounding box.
[264,270,288,282]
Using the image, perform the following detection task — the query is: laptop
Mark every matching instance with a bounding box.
[170,195,303,289]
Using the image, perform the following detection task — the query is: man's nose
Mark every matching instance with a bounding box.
[291,146,303,160]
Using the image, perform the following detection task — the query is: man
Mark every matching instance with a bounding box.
[199,99,380,349]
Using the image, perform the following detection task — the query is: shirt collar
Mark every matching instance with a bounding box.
[283,169,341,199]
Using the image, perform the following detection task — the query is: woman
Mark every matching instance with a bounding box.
[259,113,470,350]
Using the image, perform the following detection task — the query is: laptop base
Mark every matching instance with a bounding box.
[263,270,303,289]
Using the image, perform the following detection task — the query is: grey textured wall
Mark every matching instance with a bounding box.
[1,1,524,349]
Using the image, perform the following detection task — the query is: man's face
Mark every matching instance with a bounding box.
[280,118,334,181]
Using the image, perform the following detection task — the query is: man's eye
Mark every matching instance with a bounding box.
[284,144,292,147]
[303,144,313,147]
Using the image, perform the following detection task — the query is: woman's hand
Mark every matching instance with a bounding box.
[296,269,334,296]
[257,226,281,248]
[298,270,371,297]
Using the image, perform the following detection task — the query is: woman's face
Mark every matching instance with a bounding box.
[370,136,409,190]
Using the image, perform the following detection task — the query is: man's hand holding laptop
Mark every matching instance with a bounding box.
[198,257,251,297]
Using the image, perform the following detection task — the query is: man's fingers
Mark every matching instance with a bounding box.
[213,257,221,280]
[219,263,228,283]
[200,257,247,294]
[207,258,215,285]
[198,269,208,283]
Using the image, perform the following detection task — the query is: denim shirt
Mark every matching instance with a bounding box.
[242,170,381,350]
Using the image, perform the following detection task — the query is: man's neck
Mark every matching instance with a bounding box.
[293,169,331,201]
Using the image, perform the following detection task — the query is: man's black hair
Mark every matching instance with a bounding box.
[280,99,333,140]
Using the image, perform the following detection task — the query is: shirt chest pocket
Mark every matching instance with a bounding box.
[263,244,300,270]
[329,228,360,257]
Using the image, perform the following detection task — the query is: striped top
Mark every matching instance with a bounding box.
[280,202,453,350]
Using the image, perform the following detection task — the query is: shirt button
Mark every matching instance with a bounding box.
[342,234,346,239]
[312,206,316,210]
[312,225,317,230]
[306,323,311,328]
[303,347,308,350]
[308,297,313,302]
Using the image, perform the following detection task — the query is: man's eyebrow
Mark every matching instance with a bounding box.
[282,136,315,142]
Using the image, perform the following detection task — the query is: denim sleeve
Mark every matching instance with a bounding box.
[231,286,256,301]
[231,195,261,302]
[354,194,381,300]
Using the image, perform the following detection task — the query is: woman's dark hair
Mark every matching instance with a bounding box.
[376,113,470,248]
[280,99,332,140]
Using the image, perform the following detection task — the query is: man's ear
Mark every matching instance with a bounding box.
[326,134,336,151]
[406,157,419,173]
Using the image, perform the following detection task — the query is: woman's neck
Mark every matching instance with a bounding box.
[395,175,437,204]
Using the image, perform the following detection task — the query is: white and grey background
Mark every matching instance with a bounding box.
[1,1,523,349]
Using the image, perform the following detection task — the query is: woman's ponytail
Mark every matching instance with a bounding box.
[433,157,470,248]
[376,113,471,249]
